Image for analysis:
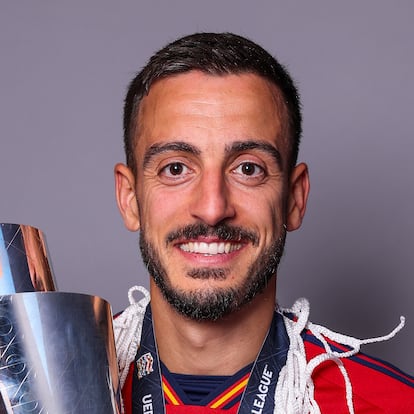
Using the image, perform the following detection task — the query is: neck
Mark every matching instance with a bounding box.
[150,278,276,376]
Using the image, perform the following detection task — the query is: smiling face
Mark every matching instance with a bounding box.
[116,71,309,320]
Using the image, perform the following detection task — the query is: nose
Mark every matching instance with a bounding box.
[189,171,236,226]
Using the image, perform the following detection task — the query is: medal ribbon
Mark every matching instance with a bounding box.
[132,305,289,413]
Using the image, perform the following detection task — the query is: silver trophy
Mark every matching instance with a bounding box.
[0,224,121,413]
[0,223,56,294]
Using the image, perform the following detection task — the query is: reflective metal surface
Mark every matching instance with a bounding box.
[0,224,56,294]
[0,292,121,413]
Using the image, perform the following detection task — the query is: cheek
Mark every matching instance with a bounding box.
[140,187,189,229]
[250,194,286,245]
[237,188,284,221]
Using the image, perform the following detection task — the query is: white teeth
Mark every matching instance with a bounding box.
[199,242,208,254]
[179,242,242,255]
[208,243,217,255]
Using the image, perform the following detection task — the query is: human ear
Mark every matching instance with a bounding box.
[114,163,140,231]
[286,163,310,231]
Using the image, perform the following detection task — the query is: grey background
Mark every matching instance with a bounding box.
[1,1,413,373]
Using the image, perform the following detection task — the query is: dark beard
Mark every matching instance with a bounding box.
[139,223,286,321]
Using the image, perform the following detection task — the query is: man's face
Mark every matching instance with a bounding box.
[118,71,308,320]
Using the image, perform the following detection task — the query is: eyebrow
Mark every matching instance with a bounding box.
[142,139,283,170]
[225,140,282,169]
[143,141,201,167]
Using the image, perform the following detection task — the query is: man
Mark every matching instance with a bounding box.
[113,33,414,413]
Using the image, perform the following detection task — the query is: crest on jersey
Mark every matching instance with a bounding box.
[136,352,154,379]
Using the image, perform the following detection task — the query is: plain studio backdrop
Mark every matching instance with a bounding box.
[1,1,413,374]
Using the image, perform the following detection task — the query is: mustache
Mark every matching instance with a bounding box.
[165,223,259,246]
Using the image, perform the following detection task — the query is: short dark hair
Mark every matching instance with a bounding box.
[123,32,301,174]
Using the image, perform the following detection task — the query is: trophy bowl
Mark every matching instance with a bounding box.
[0,292,121,414]
[0,223,121,412]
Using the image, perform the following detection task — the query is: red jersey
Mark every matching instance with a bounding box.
[120,307,414,413]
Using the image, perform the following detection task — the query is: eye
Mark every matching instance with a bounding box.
[159,162,193,183]
[164,163,186,176]
[233,162,265,178]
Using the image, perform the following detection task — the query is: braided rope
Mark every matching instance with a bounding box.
[113,285,150,388]
[275,298,405,414]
